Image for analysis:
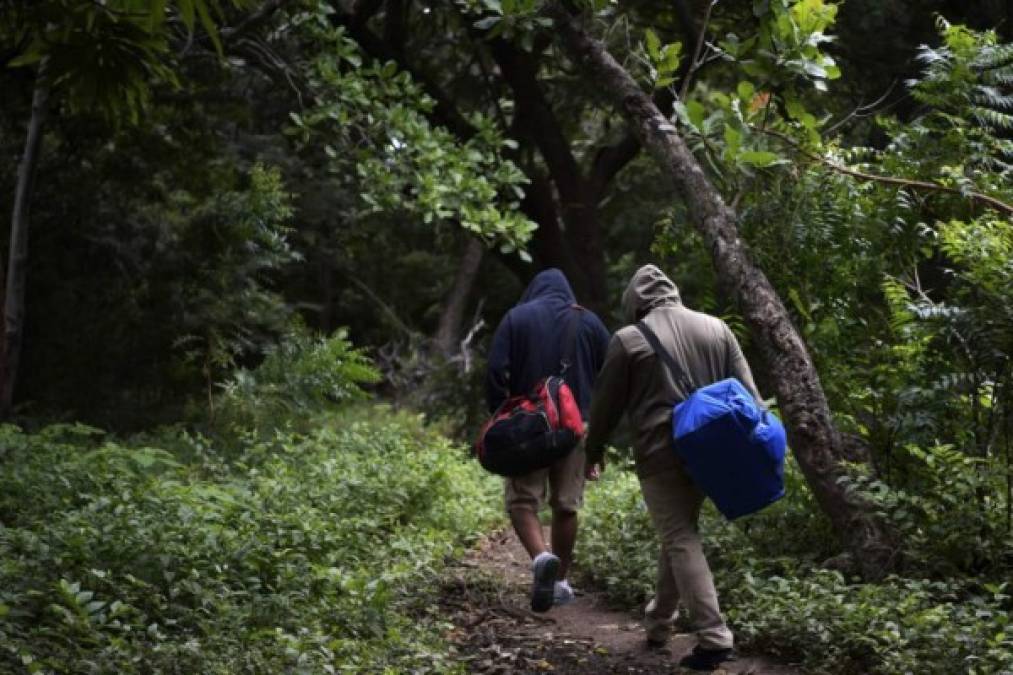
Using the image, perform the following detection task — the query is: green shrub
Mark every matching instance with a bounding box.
[213,329,381,433]
[842,443,1013,576]
[0,408,500,673]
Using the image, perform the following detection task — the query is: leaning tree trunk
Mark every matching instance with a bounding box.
[548,4,895,579]
[1,62,50,418]
[434,237,485,357]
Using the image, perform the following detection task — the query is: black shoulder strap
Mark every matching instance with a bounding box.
[635,320,696,394]
[559,305,584,375]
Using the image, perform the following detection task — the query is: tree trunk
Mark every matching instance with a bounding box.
[489,37,610,313]
[561,186,608,312]
[434,237,485,356]
[1,63,49,418]
[318,254,336,333]
[548,4,896,579]
[521,170,583,285]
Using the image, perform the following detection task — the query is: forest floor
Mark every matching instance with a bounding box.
[439,529,803,674]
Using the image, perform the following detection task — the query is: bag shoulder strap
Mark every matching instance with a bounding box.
[559,305,584,375]
[635,320,696,394]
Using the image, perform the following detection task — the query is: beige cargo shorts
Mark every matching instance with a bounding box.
[504,440,587,514]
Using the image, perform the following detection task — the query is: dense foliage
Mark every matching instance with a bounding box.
[1,0,535,424]
[0,329,500,672]
[0,405,498,673]
[3,0,1013,671]
[579,467,1013,674]
[579,17,1013,671]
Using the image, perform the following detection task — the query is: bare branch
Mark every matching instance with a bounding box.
[680,0,717,101]
[459,316,486,374]
[824,79,903,136]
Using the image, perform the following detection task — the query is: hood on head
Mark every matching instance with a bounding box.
[519,268,576,305]
[621,264,681,322]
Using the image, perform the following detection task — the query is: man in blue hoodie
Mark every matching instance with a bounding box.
[487,268,611,613]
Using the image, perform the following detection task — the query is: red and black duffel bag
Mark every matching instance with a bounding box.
[475,308,585,477]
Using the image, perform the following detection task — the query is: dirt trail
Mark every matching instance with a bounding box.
[440,530,802,674]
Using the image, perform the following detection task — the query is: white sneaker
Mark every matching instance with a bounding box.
[531,552,560,613]
[553,579,576,606]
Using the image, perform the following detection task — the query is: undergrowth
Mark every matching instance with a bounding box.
[0,407,500,673]
[578,460,1013,674]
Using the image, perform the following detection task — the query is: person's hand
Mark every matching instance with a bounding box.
[585,462,603,481]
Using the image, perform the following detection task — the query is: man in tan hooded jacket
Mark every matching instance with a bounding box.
[585,264,761,671]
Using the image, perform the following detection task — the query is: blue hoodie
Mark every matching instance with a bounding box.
[486,269,611,416]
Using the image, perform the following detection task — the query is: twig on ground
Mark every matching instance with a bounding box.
[464,610,491,628]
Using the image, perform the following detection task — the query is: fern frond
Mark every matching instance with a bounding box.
[980,157,1013,174]
[972,86,1013,111]
[983,65,1013,86]
[882,277,916,332]
[913,304,966,324]
[972,106,1013,130]
[895,189,918,213]
[840,145,878,163]
[972,42,1013,71]
[915,45,952,67]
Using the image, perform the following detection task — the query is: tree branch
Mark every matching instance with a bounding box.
[2,58,49,416]
[335,5,585,292]
[587,0,707,195]
[483,34,610,307]
[487,37,583,197]
[679,0,716,101]
[587,87,678,195]
[757,127,1013,216]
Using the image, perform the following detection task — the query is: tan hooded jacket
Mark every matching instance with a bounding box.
[585,265,761,478]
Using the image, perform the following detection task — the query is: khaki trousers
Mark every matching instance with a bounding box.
[639,466,733,650]
[504,441,587,515]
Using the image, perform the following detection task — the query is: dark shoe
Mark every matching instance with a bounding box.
[678,646,737,671]
[530,553,560,613]
[644,618,671,648]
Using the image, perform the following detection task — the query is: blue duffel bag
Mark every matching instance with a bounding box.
[636,322,787,520]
